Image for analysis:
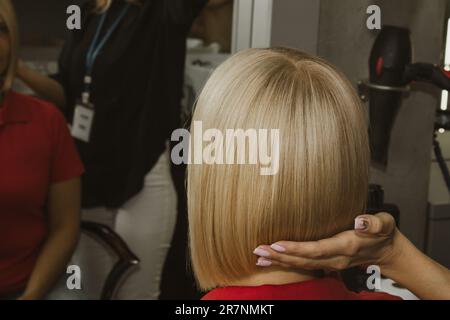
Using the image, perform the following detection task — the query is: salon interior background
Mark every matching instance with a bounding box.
[13,0,450,269]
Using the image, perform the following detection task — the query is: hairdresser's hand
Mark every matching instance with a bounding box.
[255,213,450,299]
[253,212,398,271]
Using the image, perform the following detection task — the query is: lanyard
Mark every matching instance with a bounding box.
[83,3,131,104]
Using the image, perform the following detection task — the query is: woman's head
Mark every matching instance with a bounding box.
[188,47,370,291]
[0,0,17,93]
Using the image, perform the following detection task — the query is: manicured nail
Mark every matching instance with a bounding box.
[354,217,368,231]
[256,257,272,267]
[253,247,271,257]
[270,243,286,252]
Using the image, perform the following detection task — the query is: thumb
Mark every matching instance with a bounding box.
[354,212,395,236]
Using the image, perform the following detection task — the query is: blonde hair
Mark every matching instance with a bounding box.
[94,0,142,12]
[0,0,18,92]
[187,47,370,291]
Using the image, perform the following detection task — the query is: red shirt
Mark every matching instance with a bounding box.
[0,91,84,295]
[202,277,402,300]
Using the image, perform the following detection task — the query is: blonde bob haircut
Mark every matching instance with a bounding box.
[0,0,18,92]
[187,47,370,291]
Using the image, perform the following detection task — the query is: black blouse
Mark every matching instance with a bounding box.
[54,0,207,208]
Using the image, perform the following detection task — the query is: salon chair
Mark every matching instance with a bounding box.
[80,221,140,300]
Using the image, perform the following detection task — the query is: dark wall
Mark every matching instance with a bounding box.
[14,0,85,46]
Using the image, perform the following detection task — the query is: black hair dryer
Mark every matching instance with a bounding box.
[363,26,412,169]
[360,25,450,170]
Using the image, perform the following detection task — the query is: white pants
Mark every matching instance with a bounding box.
[50,149,177,300]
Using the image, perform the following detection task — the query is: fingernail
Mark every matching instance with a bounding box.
[253,247,271,257]
[256,257,272,267]
[354,217,368,231]
[270,243,286,252]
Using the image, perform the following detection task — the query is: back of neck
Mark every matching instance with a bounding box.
[230,267,322,287]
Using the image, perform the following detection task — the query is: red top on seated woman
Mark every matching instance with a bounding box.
[0,91,84,295]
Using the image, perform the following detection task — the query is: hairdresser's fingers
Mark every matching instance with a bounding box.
[254,244,351,269]
[256,255,352,271]
[267,232,356,259]
[254,245,318,268]
[355,212,396,237]
[266,212,396,257]
[256,257,291,269]
[254,212,397,270]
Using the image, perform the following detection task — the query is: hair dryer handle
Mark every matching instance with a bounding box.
[405,63,450,90]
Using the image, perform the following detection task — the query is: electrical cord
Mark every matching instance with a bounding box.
[433,133,450,194]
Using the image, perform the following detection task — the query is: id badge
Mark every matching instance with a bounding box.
[71,104,95,143]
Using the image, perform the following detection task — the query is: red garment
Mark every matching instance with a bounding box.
[0,91,84,295]
[202,277,402,300]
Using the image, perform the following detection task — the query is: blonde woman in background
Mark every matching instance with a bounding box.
[188,47,450,300]
[17,0,207,299]
[0,0,83,300]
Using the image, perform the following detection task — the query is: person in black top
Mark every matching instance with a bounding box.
[17,0,207,299]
